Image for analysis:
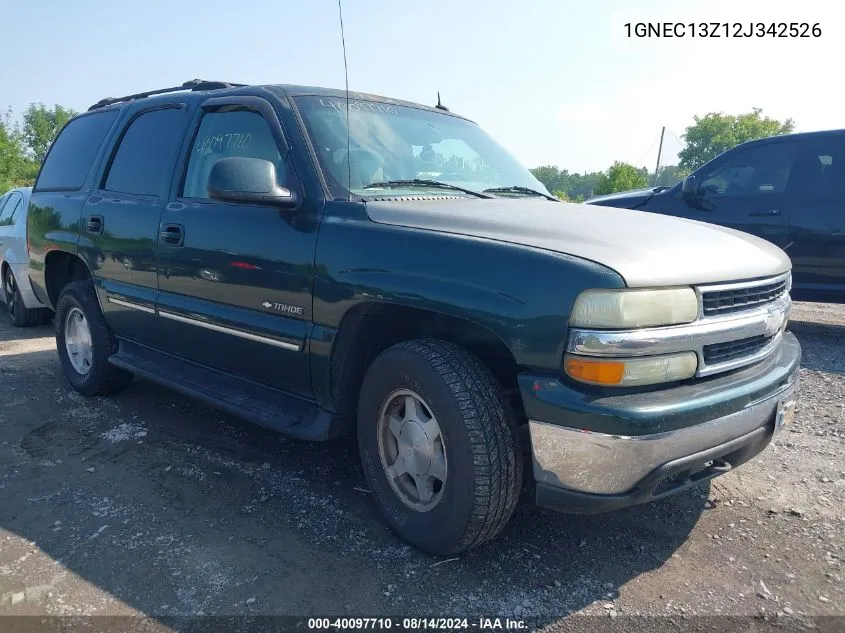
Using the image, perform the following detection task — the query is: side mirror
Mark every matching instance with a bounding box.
[681,175,698,199]
[207,157,297,209]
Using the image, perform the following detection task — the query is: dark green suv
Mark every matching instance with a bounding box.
[26,80,801,555]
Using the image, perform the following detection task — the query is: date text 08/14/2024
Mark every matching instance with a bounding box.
[307,617,527,630]
[625,22,821,38]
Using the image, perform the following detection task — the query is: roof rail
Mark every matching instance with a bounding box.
[87,79,248,111]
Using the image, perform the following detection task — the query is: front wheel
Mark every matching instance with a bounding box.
[55,279,133,396]
[357,339,523,555]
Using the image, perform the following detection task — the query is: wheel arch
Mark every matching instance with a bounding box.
[326,301,525,430]
[44,250,95,309]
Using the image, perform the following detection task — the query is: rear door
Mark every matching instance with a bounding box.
[79,104,190,347]
[780,135,845,296]
[156,95,317,397]
[675,140,795,250]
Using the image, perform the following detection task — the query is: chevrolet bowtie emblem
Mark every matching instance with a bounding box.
[763,308,783,337]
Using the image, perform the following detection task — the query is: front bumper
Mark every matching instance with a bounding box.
[524,332,801,513]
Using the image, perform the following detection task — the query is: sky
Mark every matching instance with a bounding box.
[2,0,842,174]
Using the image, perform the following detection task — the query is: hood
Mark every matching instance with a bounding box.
[365,198,791,287]
[585,187,657,207]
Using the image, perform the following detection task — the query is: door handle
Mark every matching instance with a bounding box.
[86,215,104,234]
[159,224,185,246]
[749,208,781,216]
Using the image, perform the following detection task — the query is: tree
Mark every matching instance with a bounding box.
[530,165,567,196]
[678,108,795,170]
[649,164,689,187]
[0,109,37,191]
[593,161,649,196]
[22,103,77,164]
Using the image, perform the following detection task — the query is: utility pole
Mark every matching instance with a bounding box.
[654,126,666,181]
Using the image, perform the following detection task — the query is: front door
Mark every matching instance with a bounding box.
[80,104,190,348]
[156,97,317,397]
[670,140,795,251]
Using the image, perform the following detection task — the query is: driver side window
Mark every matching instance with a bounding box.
[698,142,796,197]
[182,109,285,199]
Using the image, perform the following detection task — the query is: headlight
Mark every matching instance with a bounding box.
[564,352,698,387]
[570,287,699,329]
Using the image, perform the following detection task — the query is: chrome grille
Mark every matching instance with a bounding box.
[701,279,788,317]
[703,334,774,365]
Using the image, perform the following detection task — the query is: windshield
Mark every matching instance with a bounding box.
[292,95,550,199]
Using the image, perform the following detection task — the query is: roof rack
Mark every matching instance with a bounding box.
[87,79,248,111]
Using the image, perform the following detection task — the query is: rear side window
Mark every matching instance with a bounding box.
[6,195,23,225]
[0,192,22,226]
[104,107,187,196]
[35,110,119,191]
[786,136,845,194]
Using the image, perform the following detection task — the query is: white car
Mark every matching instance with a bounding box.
[0,187,50,326]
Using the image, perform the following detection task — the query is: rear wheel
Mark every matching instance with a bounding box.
[357,339,522,555]
[3,267,44,327]
[55,278,133,396]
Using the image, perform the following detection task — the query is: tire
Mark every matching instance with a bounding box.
[357,339,523,555]
[55,278,133,396]
[3,267,43,327]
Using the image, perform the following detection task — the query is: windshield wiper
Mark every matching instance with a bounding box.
[482,186,557,201]
[362,179,492,199]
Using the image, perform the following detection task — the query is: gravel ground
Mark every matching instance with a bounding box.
[0,302,842,632]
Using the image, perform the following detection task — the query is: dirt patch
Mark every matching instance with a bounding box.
[0,305,842,630]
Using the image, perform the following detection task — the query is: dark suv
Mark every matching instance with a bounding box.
[586,130,845,303]
[27,80,800,555]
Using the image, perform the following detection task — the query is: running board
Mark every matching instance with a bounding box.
[108,340,344,441]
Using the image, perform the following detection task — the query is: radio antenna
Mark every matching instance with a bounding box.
[337,0,352,201]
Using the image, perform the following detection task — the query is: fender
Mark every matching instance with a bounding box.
[312,212,625,372]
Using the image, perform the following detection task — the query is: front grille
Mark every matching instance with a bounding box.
[701,279,787,316]
[703,334,773,364]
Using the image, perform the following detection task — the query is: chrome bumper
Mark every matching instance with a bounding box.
[529,376,798,496]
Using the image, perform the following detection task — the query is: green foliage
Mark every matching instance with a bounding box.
[530,165,565,193]
[531,166,602,201]
[678,108,795,170]
[593,162,649,196]
[554,190,585,203]
[649,164,689,187]
[0,109,37,191]
[0,103,77,192]
[23,103,78,164]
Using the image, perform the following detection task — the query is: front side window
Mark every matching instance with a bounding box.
[182,109,284,199]
[698,142,796,197]
[0,193,22,226]
[786,136,845,194]
[35,110,119,191]
[104,107,187,196]
[292,96,549,199]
